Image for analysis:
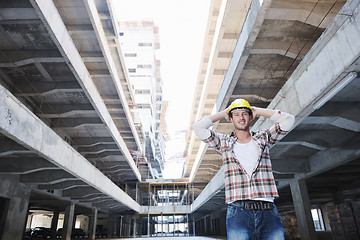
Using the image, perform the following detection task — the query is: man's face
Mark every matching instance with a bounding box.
[230,109,251,131]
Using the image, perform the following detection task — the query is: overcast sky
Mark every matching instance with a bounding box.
[114,0,210,178]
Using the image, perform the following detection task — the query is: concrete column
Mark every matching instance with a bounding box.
[220,210,227,236]
[204,217,207,234]
[290,179,317,240]
[88,209,97,240]
[0,175,31,240]
[133,215,137,238]
[50,211,60,238]
[128,216,132,237]
[107,214,116,237]
[62,202,75,240]
[119,215,123,237]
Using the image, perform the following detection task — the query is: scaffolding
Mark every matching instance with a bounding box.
[136,180,194,237]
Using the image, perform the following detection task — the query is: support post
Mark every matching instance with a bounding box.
[62,202,75,240]
[88,208,97,240]
[50,211,60,239]
[119,215,123,237]
[290,179,317,240]
[133,215,137,238]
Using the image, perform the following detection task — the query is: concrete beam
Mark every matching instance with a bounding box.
[78,144,118,153]
[29,0,141,181]
[140,205,191,215]
[0,8,38,20]
[0,139,31,156]
[20,170,77,184]
[0,84,140,211]
[36,104,96,118]
[13,81,82,96]
[73,195,110,202]
[62,187,100,198]
[306,148,360,179]
[302,116,360,132]
[276,141,326,151]
[0,158,57,174]
[50,118,103,128]
[276,129,355,149]
[84,151,122,159]
[278,148,360,190]
[72,137,114,146]
[0,57,65,67]
[252,0,360,131]
[271,158,310,173]
[191,166,225,212]
[38,180,88,190]
[216,0,272,111]
[83,0,142,152]
[266,1,343,28]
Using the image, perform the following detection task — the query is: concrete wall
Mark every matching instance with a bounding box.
[0,174,31,240]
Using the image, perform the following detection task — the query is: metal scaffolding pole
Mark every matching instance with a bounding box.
[173,183,175,237]
[161,183,164,238]
[186,183,189,236]
[147,182,150,238]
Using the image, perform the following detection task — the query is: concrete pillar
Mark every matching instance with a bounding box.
[128,216,132,237]
[133,215,137,238]
[88,209,97,240]
[107,214,116,237]
[290,179,317,240]
[50,211,60,238]
[220,210,227,236]
[204,217,207,234]
[119,215,123,237]
[0,175,31,240]
[62,202,75,240]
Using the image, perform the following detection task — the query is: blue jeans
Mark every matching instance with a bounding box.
[226,201,284,240]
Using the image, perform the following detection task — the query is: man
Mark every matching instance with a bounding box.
[192,99,295,240]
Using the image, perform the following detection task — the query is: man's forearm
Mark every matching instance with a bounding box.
[209,109,228,123]
[253,106,295,131]
[252,107,276,118]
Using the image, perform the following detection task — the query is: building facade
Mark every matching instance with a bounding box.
[119,21,166,178]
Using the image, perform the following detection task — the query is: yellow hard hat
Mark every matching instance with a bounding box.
[227,99,253,115]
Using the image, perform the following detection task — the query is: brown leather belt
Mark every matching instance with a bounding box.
[232,200,274,210]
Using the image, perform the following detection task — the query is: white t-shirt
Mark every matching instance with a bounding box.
[233,139,259,178]
[233,139,274,202]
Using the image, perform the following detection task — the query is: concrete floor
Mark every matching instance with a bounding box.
[104,237,226,240]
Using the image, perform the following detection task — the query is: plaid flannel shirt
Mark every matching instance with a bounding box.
[203,123,288,203]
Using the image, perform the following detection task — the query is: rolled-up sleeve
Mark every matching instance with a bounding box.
[267,110,295,147]
[192,116,222,154]
[192,116,213,140]
[270,110,295,131]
